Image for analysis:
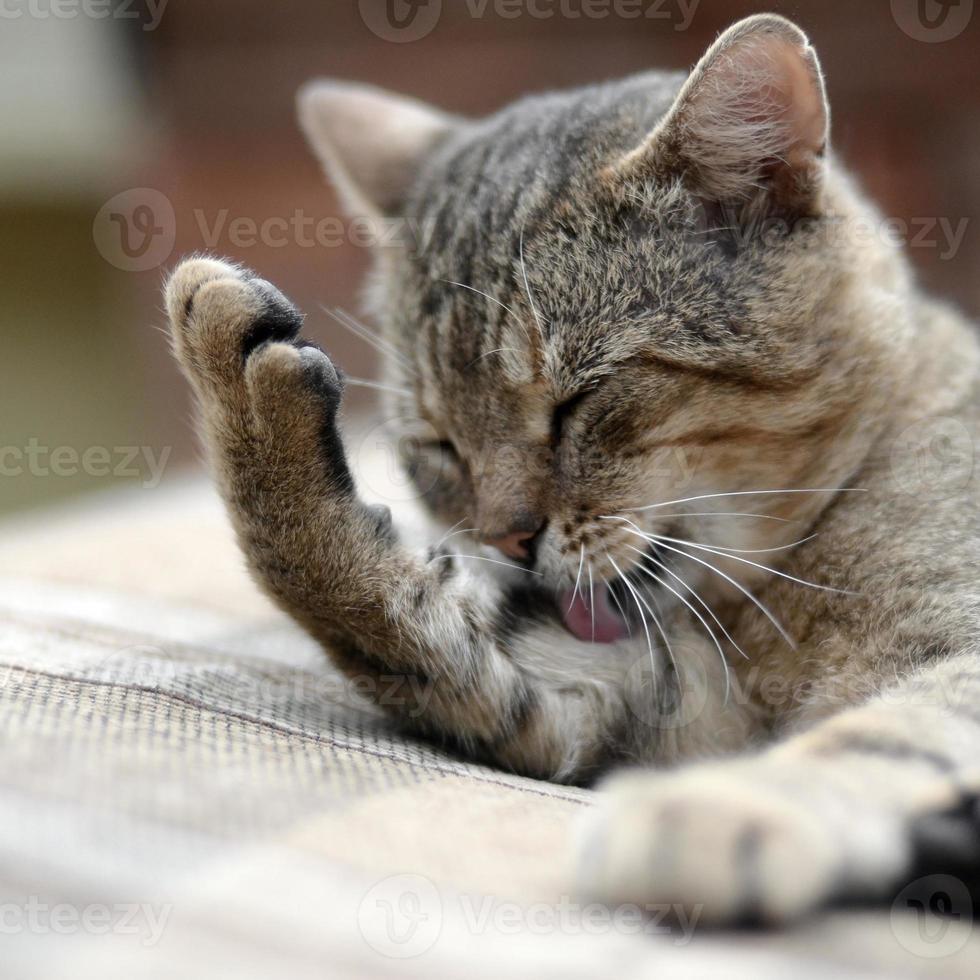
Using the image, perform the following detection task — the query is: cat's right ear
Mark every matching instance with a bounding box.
[297,81,458,218]
[611,15,830,216]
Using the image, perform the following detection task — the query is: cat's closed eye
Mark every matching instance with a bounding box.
[402,436,461,481]
[412,439,461,467]
[551,391,591,446]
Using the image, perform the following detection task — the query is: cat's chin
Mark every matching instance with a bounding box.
[559,585,631,644]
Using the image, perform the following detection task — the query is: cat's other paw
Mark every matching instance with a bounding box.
[577,767,842,925]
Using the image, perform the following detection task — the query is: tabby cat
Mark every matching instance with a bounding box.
[165,15,980,923]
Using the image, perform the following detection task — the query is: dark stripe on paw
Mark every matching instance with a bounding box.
[298,350,356,497]
[733,825,767,927]
[814,733,955,772]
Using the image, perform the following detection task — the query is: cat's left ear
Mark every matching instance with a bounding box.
[297,81,459,218]
[615,14,830,214]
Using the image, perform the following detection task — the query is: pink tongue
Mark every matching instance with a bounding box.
[559,586,630,644]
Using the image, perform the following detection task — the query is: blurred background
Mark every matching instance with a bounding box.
[2,0,978,516]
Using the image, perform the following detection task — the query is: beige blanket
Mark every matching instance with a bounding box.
[0,478,976,978]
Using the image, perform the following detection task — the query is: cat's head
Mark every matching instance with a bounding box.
[298,15,908,642]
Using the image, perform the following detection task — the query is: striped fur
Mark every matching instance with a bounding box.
[166,15,980,924]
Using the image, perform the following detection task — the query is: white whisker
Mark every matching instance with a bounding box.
[322,307,390,354]
[440,279,533,351]
[603,515,851,596]
[343,377,413,397]
[433,518,467,551]
[587,562,596,642]
[632,488,867,513]
[333,308,399,355]
[519,224,547,338]
[652,534,855,596]
[439,279,524,324]
[322,306,416,374]
[626,544,749,661]
[433,519,479,553]
[650,511,796,524]
[608,556,658,677]
[661,532,820,556]
[630,570,675,672]
[429,553,542,576]
[630,553,732,703]
[568,544,586,613]
[467,347,522,369]
[607,577,634,639]
[615,525,796,650]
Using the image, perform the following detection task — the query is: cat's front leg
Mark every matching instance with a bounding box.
[578,651,980,923]
[164,257,625,781]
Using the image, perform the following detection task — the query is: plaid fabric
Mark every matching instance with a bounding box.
[0,479,977,978]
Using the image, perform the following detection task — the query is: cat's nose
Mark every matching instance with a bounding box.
[483,522,545,563]
[486,530,536,560]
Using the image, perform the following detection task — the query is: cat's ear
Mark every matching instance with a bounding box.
[616,14,829,213]
[297,81,458,217]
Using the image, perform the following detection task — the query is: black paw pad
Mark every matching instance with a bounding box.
[907,792,980,898]
[297,342,343,401]
[294,346,354,495]
[241,282,304,362]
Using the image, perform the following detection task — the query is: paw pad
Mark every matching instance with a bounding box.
[240,281,305,363]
